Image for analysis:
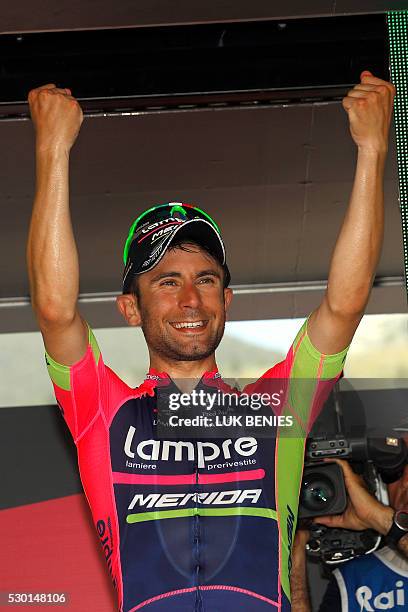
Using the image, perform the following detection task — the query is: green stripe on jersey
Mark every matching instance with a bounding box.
[45,320,100,391]
[292,316,349,379]
[127,506,278,524]
[287,317,349,433]
[276,316,349,603]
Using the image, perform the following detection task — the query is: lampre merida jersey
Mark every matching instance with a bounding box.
[44,316,348,612]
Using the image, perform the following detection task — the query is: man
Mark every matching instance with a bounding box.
[290,457,408,612]
[26,71,395,612]
[317,457,408,611]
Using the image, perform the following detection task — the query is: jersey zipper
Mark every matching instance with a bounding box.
[194,443,204,612]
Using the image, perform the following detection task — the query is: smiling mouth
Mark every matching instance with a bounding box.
[169,320,208,330]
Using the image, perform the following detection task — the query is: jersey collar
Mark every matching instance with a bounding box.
[144,367,239,399]
[146,366,222,382]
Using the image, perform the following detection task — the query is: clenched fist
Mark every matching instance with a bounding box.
[28,83,83,154]
[342,71,396,154]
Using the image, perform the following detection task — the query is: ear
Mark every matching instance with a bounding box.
[223,287,233,314]
[116,293,142,326]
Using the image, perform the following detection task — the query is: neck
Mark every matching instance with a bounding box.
[149,352,218,380]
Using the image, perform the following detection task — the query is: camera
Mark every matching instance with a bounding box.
[299,435,407,520]
[298,435,407,564]
[296,378,408,565]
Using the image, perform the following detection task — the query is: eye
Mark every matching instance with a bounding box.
[198,277,215,284]
[160,279,177,286]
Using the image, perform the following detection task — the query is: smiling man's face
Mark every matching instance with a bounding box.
[130,244,232,363]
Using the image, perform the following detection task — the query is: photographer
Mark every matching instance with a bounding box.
[317,457,408,610]
[291,456,408,611]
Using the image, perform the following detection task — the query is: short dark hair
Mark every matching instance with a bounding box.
[130,238,230,299]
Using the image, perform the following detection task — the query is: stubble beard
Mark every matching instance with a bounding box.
[141,311,225,362]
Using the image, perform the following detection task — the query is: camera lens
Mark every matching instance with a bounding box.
[300,473,335,511]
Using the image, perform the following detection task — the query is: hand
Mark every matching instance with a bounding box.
[313,459,393,535]
[342,71,396,154]
[28,83,83,154]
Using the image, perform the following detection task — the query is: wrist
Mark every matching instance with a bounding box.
[357,144,388,158]
[35,142,71,159]
[368,504,394,535]
[386,510,408,545]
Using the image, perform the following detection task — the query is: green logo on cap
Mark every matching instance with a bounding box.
[170,204,188,219]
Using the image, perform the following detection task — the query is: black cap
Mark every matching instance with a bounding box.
[122,203,230,294]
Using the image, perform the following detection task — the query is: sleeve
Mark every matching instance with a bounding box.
[258,317,349,605]
[290,315,349,379]
[289,314,349,434]
[318,575,342,612]
[44,320,105,443]
[246,314,350,436]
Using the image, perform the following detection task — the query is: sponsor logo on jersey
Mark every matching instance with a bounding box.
[124,426,258,468]
[128,488,262,510]
[96,517,117,590]
[355,581,405,610]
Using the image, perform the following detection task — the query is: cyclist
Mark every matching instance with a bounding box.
[26,72,395,611]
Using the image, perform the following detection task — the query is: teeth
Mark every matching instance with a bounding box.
[173,321,204,329]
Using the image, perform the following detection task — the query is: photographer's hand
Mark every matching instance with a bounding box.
[313,459,393,535]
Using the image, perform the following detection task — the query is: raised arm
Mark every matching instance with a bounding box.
[307,71,396,354]
[26,84,88,365]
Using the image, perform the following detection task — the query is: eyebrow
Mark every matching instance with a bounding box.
[150,269,221,283]
[196,269,221,279]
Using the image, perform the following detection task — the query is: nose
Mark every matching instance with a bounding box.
[178,281,201,310]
